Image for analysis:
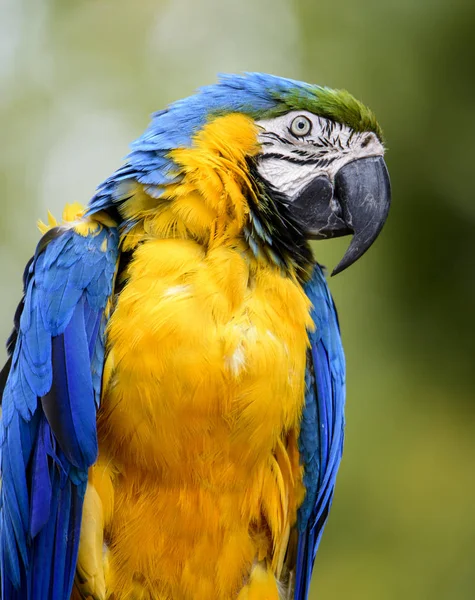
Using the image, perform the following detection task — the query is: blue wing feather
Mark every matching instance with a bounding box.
[295,265,346,599]
[0,222,118,599]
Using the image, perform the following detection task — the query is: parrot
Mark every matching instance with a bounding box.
[0,73,390,600]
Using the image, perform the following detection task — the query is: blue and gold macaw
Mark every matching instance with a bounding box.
[0,73,390,600]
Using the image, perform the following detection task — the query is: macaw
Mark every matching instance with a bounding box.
[0,73,390,600]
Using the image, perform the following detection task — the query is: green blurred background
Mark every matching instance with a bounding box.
[1,0,474,598]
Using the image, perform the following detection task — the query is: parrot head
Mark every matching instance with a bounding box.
[90,73,390,277]
[255,107,390,275]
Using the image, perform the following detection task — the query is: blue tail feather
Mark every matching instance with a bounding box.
[295,266,345,599]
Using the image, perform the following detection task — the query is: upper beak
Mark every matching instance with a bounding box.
[291,155,391,275]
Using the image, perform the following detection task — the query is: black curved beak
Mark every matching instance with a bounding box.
[291,155,391,275]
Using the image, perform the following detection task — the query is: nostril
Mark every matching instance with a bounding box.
[361,134,373,148]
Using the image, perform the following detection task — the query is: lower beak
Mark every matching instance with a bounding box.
[291,155,391,275]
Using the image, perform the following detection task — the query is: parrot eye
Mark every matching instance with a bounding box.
[290,115,312,137]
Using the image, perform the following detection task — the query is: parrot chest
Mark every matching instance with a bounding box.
[102,238,311,470]
[94,238,312,598]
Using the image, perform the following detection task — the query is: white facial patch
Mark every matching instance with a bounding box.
[255,110,385,199]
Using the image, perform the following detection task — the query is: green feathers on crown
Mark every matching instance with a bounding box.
[268,86,383,141]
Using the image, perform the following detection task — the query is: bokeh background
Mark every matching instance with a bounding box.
[1,0,474,598]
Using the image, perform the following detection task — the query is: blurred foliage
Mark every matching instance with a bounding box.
[1,0,474,598]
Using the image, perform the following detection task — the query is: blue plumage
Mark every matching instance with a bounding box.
[296,265,346,599]
[0,224,118,599]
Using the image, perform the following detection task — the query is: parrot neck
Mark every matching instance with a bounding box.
[244,159,314,283]
[116,112,314,282]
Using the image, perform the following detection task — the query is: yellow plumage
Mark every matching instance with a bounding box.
[75,114,312,599]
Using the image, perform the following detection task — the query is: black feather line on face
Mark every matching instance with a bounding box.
[259,153,324,166]
[244,158,314,283]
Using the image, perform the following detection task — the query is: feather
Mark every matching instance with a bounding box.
[0,219,119,599]
[30,420,52,537]
[294,265,345,599]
